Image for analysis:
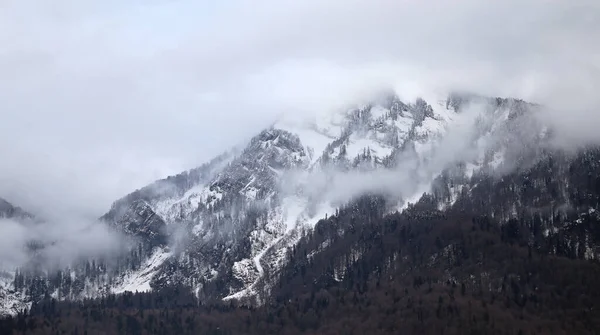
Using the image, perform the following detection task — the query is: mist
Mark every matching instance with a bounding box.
[0,216,126,271]
[1,1,599,268]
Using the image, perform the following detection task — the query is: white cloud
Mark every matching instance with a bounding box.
[0,0,599,219]
[0,216,125,270]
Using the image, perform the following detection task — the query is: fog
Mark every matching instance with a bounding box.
[0,217,126,270]
[1,1,599,267]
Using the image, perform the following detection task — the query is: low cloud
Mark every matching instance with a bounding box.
[0,216,126,270]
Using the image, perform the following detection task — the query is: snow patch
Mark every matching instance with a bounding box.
[112,248,171,294]
[345,136,394,160]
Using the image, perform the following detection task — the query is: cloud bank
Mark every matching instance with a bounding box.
[0,0,598,220]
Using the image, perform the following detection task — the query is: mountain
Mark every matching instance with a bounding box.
[98,91,472,304]
[97,92,546,302]
[9,145,600,334]
[2,90,598,323]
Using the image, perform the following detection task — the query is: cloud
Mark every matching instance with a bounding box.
[0,216,126,270]
[0,0,599,220]
[0,219,29,269]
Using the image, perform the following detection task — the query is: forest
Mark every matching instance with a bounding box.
[2,203,600,333]
[3,149,600,334]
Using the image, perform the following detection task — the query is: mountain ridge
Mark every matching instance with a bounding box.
[97,91,540,303]
[0,91,566,316]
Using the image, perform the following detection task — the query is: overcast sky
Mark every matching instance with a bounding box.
[1,0,599,218]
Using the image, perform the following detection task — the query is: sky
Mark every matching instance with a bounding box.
[1,0,599,218]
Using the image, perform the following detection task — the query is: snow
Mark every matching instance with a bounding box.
[448,185,464,207]
[112,248,171,294]
[243,176,256,190]
[412,95,456,139]
[230,259,257,287]
[370,105,388,120]
[416,118,444,137]
[0,273,30,316]
[241,176,259,199]
[153,183,206,220]
[224,194,334,302]
[417,89,452,116]
[396,115,414,132]
[253,236,282,277]
[148,153,235,222]
[275,122,333,165]
[152,184,223,224]
[345,136,394,160]
[184,93,464,302]
[244,187,259,200]
[222,285,252,301]
[224,235,284,302]
[273,111,339,166]
[192,221,205,235]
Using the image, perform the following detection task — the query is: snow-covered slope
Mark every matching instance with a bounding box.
[0,271,30,316]
[99,92,499,302]
[0,92,547,313]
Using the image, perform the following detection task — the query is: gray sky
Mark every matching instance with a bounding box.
[1,0,599,218]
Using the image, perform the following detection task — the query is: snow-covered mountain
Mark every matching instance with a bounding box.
[0,91,550,314]
[94,92,545,302]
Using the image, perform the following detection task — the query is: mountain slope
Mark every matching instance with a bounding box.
[0,91,571,314]
[13,185,600,334]
[98,92,463,299]
[96,92,546,304]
